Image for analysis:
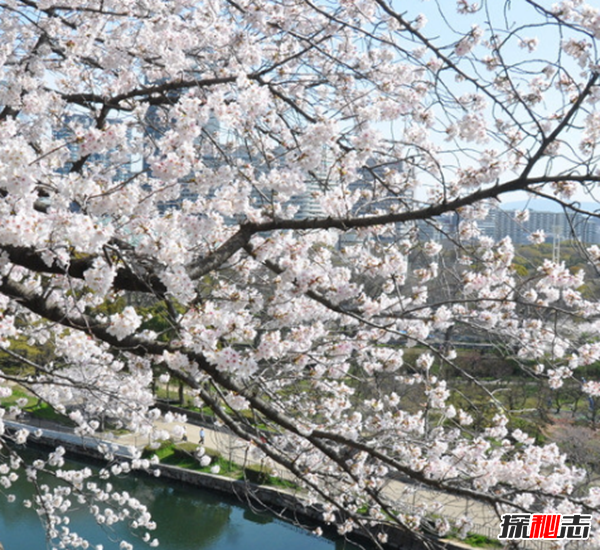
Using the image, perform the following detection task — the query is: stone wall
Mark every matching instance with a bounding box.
[150,462,441,550]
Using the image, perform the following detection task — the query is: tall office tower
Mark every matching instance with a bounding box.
[288,146,332,220]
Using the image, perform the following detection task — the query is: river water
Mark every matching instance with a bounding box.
[0,458,360,550]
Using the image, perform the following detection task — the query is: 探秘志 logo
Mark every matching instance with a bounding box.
[499,514,591,540]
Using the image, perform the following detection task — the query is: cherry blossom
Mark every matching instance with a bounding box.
[0,0,600,548]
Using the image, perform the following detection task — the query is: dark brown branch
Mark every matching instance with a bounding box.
[8,167,600,296]
[58,76,238,110]
[1,244,167,294]
[185,171,600,282]
[520,72,600,179]
[187,226,255,279]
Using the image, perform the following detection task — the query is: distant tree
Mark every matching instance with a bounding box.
[2,0,600,548]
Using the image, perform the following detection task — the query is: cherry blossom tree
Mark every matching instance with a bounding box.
[2,0,600,547]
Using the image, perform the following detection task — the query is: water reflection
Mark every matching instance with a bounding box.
[0,455,361,550]
[145,482,233,549]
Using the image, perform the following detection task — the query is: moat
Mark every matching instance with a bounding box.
[0,459,360,550]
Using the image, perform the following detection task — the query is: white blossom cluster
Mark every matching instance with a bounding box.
[0,0,600,547]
